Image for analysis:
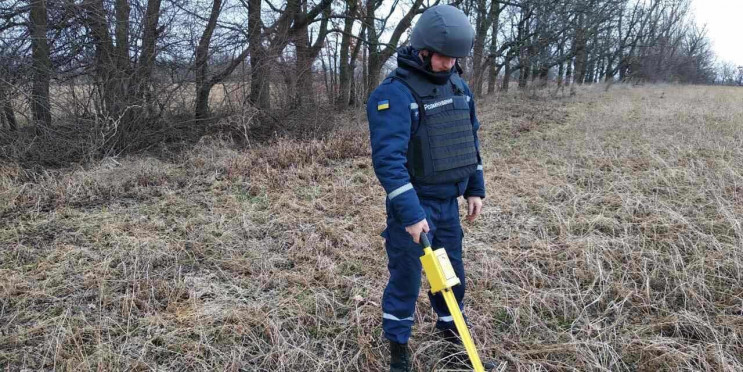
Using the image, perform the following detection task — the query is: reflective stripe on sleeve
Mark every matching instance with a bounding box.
[388,183,414,200]
[439,316,454,322]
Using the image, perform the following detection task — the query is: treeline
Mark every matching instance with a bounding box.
[716,61,743,86]
[0,0,734,158]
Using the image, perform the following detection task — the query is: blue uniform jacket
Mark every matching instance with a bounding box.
[367,68,486,227]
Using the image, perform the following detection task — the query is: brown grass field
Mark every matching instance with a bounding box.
[1,84,742,371]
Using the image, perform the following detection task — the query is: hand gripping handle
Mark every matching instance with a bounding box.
[419,232,431,249]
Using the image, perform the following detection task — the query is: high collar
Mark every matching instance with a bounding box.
[396,46,456,85]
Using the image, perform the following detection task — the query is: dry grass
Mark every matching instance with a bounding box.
[1,84,742,371]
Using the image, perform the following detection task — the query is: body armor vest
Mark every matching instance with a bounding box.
[391,68,479,185]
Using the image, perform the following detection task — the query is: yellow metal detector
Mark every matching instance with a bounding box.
[419,233,486,372]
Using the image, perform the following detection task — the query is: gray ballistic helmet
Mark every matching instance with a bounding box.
[410,5,475,58]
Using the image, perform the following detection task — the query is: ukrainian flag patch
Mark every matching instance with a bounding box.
[377,100,390,111]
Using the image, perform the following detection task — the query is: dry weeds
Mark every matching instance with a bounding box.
[1,85,742,371]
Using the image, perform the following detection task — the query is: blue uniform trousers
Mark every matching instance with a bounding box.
[381,196,466,344]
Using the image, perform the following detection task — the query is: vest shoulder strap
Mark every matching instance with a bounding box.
[389,70,426,130]
[390,69,424,106]
[393,68,439,98]
[449,74,466,96]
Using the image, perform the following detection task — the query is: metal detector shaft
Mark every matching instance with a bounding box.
[419,233,485,372]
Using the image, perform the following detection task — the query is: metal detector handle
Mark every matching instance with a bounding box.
[419,232,431,249]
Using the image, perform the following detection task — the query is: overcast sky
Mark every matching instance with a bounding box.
[692,0,743,66]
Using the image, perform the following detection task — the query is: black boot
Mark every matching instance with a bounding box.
[390,340,411,372]
[440,329,500,370]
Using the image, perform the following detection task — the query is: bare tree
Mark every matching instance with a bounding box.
[81,0,164,123]
[469,0,506,97]
[292,0,331,107]
[717,61,738,85]
[30,0,51,127]
[247,0,332,112]
[364,0,425,97]
[194,0,253,120]
[336,0,362,109]
[0,9,25,132]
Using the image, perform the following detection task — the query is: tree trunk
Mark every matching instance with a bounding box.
[501,56,512,92]
[538,65,549,86]
[604,56,615,82]
[137,0,162,99]
[362,36,368,101]
[566,57,574,95]
[556,44,565,87]
[365,0,381,97]
[30,0,52,127]
[518,64,529,88]
[585,56,595,84]
[0,82,17,131]
[516,10,530,89]
[518,41,530,89]
[619,55,629,81]
[84,0,124,119]
[0,100,4,129]
[336,0,357,109]
[248,0,270,111]
[487,63,497,94]
[366,52,382,97]
[486,8,501,95]
[321,55,331,103]
[195,84,213,121]
[585,34,599,84]
[471,36,486,96]
[293,4,329,107]
[112,0,134,124]
[114,0,130,70]
[349,72,357,106]
[348,25,365,106]
[487,63,502,95]
[3,100,17,131]
[335,40,342,102]
[194,0,222,120]
[294,24,313,107]
[470,0,487,97]
[573,14,588,85]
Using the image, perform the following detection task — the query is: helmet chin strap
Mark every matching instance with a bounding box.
[454,60,463,75]
[420,50,434,72]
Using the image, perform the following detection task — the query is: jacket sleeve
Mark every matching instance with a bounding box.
[367,81,426,227]
[463,86,486,199]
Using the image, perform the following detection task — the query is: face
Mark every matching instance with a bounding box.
[420,50,456,72]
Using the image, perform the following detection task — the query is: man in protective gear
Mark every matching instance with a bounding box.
[367,4,497,371]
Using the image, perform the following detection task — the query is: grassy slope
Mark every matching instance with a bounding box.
[1,85,742,371]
